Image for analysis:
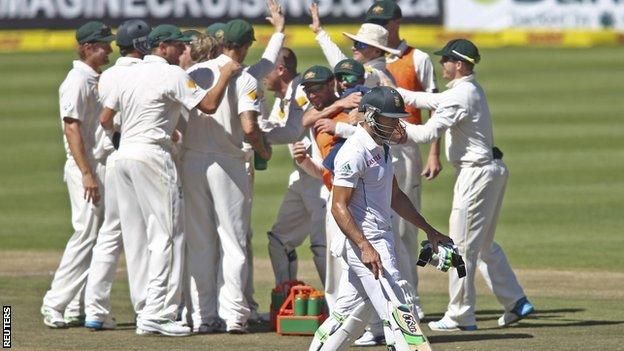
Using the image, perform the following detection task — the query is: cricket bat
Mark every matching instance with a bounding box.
[379,275,433,351]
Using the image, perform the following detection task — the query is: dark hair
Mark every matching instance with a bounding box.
[223,41,247,50]
[119,45,137,57]
[276,47,297,75]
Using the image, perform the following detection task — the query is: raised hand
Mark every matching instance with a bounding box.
[309,2,322,33]
[266,0,285,33]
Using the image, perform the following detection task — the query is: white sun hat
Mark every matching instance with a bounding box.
[342,23,400,56]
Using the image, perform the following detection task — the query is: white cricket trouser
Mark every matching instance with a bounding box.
[244,154,258,316]
[183,150,252,326]
[445,160,525,325]
[268,169,326,285]
[84,152,149,321]
[323,191,343,311]
[333,232,405,323]
[115,144,184,322]
[43,159,106,314]
[390,140,422,301]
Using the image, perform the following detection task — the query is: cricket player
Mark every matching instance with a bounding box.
[99,24,241,336]
[397,39,534,331]
[262,48,327,286]
[83,19,151,331]
[182,19,271,334]
[41,21,115,329]
[308,2,396,88]
[309,86,451,351]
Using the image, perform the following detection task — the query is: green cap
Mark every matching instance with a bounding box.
[359,86,410,118]
[365,1,402,22]
[182,29,201,39]
[206,22,226,40]
[434,39,481,64]
[334,58,365,79]
[301,65,334,85]
[223,19,255,45]
[148,24,193,48]
[75,21,115,44]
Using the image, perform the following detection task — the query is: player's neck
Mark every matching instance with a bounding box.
[387,30,401,49]
[222,49,244,64]
[275,76,293,99]
[81,58,102,73]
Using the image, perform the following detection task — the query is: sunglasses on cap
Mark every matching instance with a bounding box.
[353,41,369,50]
[337,74,359,84]
[303,83,327,94]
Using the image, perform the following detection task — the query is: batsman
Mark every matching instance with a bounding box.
[309,87,451,351]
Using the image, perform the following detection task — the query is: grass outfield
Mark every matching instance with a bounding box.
[1,46,624,350]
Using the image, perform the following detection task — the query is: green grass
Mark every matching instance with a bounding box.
[1,46,624,350]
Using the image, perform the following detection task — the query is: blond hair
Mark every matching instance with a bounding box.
[190,33,218,63]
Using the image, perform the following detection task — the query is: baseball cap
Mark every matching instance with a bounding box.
[359,86,410,118]
[334,58,365,79]
[223,19,255,45]
[206,22,226,40]
[76,21,115,44]
[434,39,481,64]
[148,24,193,48]
[365,1,402,22]
[116,19,150,48]
[301,65,334,85]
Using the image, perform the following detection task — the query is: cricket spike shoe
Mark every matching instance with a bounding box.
[138,318,191,337]
[41,306,67,329]
[498,296,534,327]
[85,315,117,330]
[428,317,477,332]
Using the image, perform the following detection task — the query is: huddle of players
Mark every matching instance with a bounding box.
[41,0,535,345]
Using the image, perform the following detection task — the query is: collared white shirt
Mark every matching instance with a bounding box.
[260,76,307,145]
[400,74,495,167]
[333,125,394,238]
[184,54,261,159]
[104,55,206,150]
[59,60,104,161]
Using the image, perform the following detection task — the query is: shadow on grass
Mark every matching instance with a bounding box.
[429,333,533,343]
[423,308,586,322]
[115,322,275,334]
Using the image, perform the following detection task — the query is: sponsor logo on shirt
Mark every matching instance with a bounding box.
[186,79,197,89]
[366,153,382,167]
[296,96,308,107]
[337,162,353,176]
[247,90,258,101]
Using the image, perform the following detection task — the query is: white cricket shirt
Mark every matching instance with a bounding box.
[58,60,105,161]
[333,125,394,238]
[184,54,261,159]
[104,55,206,150]
[400,74,495,167]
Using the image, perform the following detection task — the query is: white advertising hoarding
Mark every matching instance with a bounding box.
[445,0,624,31]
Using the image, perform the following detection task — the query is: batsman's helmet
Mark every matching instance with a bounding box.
[116,19,151,54]
[358,86,409,143]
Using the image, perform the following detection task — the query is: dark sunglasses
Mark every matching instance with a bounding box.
[353,41,369,50]
[337,74,359,84]
[303,83,326,94]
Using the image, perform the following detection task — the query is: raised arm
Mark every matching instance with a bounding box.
[309,2,348,68]
[246,0,286,79]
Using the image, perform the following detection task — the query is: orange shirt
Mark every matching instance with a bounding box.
[314,111,352,190]
[386,46,425,125]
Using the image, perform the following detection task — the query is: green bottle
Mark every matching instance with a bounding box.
[294,293,308,316]
[307,293,320,316]
[254,151,268,170]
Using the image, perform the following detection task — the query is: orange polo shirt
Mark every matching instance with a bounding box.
[386,46,425,125]
[314,111,352,191]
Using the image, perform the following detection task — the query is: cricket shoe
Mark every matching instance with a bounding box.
[41,306,67,329]
[85,315,117,331]
[64,314,86,327]
[138,318,191,337]
[226,321,248,334]
[428,317,477,332]
[354,330,386,346]
[193,319,226,334]
[498,296,534,327]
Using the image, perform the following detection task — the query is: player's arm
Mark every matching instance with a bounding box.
[332,185,383,278]
[308,2,347,67]
[241,110,272,160]
[404,100,462,144]
[196,61,241,114]
[246,0,286,80]
[396,87,443,110]
[292,141,324,179]
[64,118,100,204]
[302,93,361,127]
[422,138,443,180]
[390,176,450,253]
[264,99,305,144]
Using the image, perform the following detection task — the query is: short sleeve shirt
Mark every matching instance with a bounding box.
[59,60,104,161]
[333,125,394,238]
[104,55,206,149]
[183,54,261,158]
